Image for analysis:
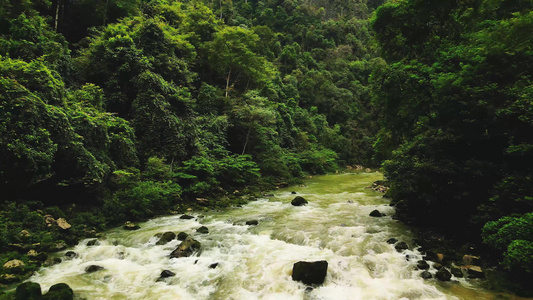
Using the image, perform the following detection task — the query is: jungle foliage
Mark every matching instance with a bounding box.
[372,0,533,282]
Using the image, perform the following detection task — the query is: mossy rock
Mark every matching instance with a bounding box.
[15,281,42,300]
[42,283,73,300]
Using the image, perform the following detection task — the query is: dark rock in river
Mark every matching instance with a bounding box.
[291,191,297,194]
[291,196,308,206]
[180,214,195,220]
[245,220,259,226]
[417,260,430,270]
[87,239,100,246]
[369,209,385,217]
[123,221,140,230]
[451,266,463,278]
[420,271,432,279]
[465,266,484,279]
[387,238,398,244]
[156,232,176,245]
[196,226,209,234]
[42,283,74,300]
[43,257,62,267]
[209,263,219,269]
[15,282,41,300]
[170,236,201,258]
[292,261,328,285]
[85,265,104,273]
[435,268,452,281]
[157,270,176,281]
[395,242,409,252]
[177,232,188,241]
[65,251,78,259]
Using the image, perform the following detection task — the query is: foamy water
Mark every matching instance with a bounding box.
[29,172,500,299]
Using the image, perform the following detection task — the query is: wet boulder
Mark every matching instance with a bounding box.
[85,265,104,273]
[15,282,41,300]
[209,263,219,269]
[43,257,62,267]
[86,239,100,247]
[369,209,385,217]
[291,196,308,206]
[157,270,176,281]
[292,261,328,285]
[177,232,188,241]
[196,226,209,234]
[180,215,195,220]
[395,242,409,252]
[123,221,140,230]
[42,283,73,300]
[420,271,432,279]
[156,232,176,245]
[245,220,259,226]
[417,260,430,270]
[387,238,398,244]
[65,251,78,259]
[451,266,463,278]
[170,236,201,258]
[435,268,452,281]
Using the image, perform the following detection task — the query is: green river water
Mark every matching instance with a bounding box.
[27,171,523,299]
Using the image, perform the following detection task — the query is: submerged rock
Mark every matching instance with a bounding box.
[177,232,188,241]
[387,238,398,244]
[156,232,176,245]
[123,221,140,230]
[436,268,452,281]
[15,282,41,300]
[395,242,409,252]
[451,266,463,278]
[85,265,104,273]
[65,251,78,259]
[42,283,73,300]
[43,258,62,267]
[292,261,328,285]
[157,270,176,281]
[417,260,430,270]
[86,239,100,247]
[180,214,195,220]
[245,220,259,226]
[170,236,201,258]
[291,196,308,206]
[369,209,385,217]
[420,271,433,279]
[209,263,219,269]
[196,226,209,234]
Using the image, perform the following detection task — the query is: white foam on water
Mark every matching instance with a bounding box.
[29,173,496,299]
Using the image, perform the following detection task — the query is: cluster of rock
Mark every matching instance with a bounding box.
[14,281,73,300]
[367,180,389,193]
[387,231,485,282]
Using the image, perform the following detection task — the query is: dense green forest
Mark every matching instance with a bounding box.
[0,0,532,294]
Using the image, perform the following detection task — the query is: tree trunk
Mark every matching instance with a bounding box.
[54,0,60,32]
[242,126,251,155]
[225,69,231,98]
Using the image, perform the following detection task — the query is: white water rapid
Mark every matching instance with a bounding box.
[29,172,503,299]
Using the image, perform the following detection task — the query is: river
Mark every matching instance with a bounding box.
[29,172,509,299]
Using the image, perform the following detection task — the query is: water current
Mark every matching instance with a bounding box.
[29,172,512,299]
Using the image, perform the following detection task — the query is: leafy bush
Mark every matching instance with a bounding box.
[483,213,533,273]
